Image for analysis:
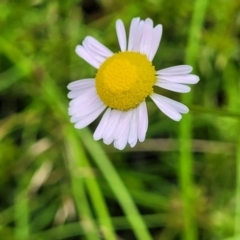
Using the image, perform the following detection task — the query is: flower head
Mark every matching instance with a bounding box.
[67,17,199,150]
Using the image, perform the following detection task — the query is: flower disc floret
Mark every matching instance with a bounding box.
[95,51,156,110]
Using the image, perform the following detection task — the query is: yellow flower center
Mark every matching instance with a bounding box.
[95,52,156,110]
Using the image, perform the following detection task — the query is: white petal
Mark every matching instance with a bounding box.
[155,82,191,93]
[128,108,138,147]
[157,65,193,75]
[113,110,133,140]
[103,134,115,145]
[148,24,162,61]
[139,18,153,57]
[130,139,138,148]
[133,20,144,52]
[137,101,148,142]
[84,36,113,58]
[69,90,104,118]
[68,82,95,99]
[157,95,189,114]
[70,97,104,120]
[69,87,96,107]
[83,39,106,64]
[102,110,122,143]
[128,17,140,51]
[114,124,130,150]
[67,79,95,90]
[93,108,111,140]
[74,104,106,129]
[157,74,200,84]
[82,36,113,64]
[75,45,100,69]
[69,95,100,121]
[150,93,188,121]
[68,89,89,99]
[116,19,127,52]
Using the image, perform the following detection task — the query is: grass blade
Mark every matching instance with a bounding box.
[79,128,153,240]
[179,0,208,239]
[64,125,117,240]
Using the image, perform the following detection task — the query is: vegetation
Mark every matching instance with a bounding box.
[0,0,240,239]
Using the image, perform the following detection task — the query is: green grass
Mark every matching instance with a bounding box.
[179,0,208,239]
[0,0,240,239]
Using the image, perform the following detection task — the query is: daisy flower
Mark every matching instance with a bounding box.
[67,17,199,150]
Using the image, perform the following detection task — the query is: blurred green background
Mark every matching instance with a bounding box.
[1,0,240,239]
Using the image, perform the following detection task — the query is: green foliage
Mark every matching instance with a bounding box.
[0,0,240,239]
